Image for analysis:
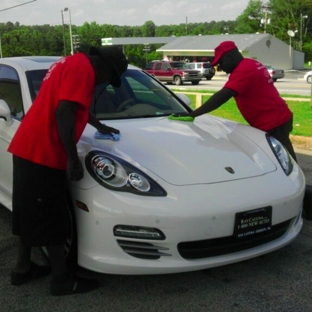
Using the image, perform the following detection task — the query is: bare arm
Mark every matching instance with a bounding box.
[56,100,83,181]
[189,87,237,118]
[56,101,121,180]
[88,113,120,134]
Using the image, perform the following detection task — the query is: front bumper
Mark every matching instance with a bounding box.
[70,167,305,275]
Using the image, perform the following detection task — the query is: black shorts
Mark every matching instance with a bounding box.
[12,156,70,247]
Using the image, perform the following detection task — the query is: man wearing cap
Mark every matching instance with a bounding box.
[8,46,128,295]
[187,40,296,161]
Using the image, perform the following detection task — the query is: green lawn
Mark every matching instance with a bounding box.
[178,92,312,137]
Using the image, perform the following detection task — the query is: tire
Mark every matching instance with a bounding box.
[173,76,182,85]
[273,78,277,82]
[41,196,78,266]
[206,77,212,81]
[303,185,312,221]
[307,75,311,84]
[191,81,200,85]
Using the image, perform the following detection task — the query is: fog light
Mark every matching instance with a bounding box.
[114,225,165,240]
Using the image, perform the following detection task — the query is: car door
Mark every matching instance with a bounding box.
[0,64,24,210]
[155,62,168,82]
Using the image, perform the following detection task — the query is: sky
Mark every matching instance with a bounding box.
[0,0,250,27]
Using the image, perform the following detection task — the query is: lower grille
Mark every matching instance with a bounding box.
[178,220,291,260]
[117,240,172,260]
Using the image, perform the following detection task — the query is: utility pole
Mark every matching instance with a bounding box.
[261,4,271,34]
[300,13,308,51]
[61,10,67,56]
[63,8,73,55]
[185,16,188,36]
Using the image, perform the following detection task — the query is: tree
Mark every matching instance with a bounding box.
[268,0,312,56]
[235,0,265,34]
[142,21,156,37]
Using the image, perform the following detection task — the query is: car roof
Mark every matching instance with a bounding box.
[0,56,138,71]
[0,56,61,71]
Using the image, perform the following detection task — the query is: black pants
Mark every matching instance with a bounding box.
[267,117,297,162]
[12,156,69,247]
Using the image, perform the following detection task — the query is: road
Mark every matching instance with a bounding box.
[166,70,312,97]
[0,75,311,311]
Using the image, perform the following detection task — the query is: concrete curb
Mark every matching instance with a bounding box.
[291,135,312,152]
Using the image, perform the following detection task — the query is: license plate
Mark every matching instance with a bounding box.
[234,207,272,238]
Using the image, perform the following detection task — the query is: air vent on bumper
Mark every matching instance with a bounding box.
[117,240,172,260]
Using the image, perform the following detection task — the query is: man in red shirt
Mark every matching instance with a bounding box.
[8,46,128,295]
[188,41,296,161]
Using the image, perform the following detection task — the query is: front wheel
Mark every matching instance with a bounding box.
[191,81,200,85]
[307,75,311,84]
[173,76,182,85]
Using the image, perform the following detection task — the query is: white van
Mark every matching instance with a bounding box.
[186,62,215,80]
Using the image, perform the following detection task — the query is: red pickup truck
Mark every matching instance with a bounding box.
[144,61,201,85]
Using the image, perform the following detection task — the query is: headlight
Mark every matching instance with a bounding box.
[267,135,293,176]
[85,151,167,196]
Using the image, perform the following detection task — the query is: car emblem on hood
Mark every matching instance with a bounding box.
[225,167,235,174]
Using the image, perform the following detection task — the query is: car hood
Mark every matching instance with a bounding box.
[80,116,276,186]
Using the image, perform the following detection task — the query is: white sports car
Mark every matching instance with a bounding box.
[0,56,305,275]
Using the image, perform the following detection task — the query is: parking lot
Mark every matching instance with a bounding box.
[0,147,311,312]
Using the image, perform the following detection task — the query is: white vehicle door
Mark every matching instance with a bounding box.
[0,65,24,210]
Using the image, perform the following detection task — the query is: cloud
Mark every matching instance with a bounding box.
[0,0,250,26]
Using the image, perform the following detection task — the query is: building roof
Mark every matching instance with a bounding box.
[101,37,177,45]
[157,34,270,52]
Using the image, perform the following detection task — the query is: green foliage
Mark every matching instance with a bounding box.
[235,0,264,34]
[142,21,156,37]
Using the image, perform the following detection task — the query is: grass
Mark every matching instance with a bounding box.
[175,91,312,137]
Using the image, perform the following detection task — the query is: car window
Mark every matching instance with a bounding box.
[145,62,154,70]
[90,69,188,120]
[155,63,162,70]
[26,70,48,101]
[0,65,24,119]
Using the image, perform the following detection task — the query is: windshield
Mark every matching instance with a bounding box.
[90,68,190,120]
[25,68,190,120]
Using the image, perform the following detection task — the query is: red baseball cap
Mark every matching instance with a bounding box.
[211,41,237,66]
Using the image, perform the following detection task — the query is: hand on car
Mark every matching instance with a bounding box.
[98,124,120,135]
[172,112,192,117]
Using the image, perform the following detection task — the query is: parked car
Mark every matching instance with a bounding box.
[0,56,305,275]
[144,61,201,85]
[264,65,284,82]
[304,71,311,84]
[186,62,215,80]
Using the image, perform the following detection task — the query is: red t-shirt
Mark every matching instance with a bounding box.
[224,59,292,132]
[8,53,95,170]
